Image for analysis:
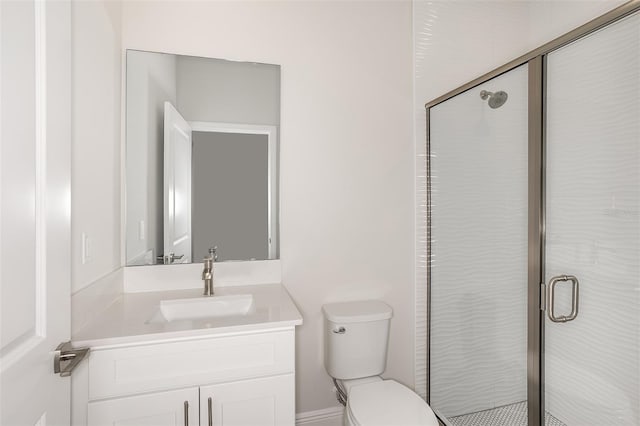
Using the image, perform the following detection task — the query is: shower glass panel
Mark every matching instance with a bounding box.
[544,12,640,426]
[429,64,529,422]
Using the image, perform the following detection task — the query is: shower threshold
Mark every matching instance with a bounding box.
[447,401,566,426]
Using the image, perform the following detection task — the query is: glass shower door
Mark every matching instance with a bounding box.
[429,64,529,423]
[544,11,640,426]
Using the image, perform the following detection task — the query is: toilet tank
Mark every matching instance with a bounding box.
[322,300,393,380]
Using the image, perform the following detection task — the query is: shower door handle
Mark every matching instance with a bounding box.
[547,275,579,323]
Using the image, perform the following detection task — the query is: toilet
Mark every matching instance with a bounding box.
[322,300,439,426]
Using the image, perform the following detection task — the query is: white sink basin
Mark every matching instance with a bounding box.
[158,294,254,322]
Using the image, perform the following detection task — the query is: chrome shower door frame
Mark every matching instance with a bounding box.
[424,2,640,425]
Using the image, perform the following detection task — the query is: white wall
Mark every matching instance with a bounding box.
[125,51,177,265]
[176,56,280,125]
[71,0,122,293]
[122,0,414,414]
[413,0,627,412]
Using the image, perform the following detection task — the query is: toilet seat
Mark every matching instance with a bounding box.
[346,380,439,426]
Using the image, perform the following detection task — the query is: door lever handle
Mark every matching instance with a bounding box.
[157,253,185,264]
[54,341,89,377]
[59,352,77,361]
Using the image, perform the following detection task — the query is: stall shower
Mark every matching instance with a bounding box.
[426,5,639,426]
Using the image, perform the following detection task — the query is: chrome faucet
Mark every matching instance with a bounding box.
[202,247,218,296]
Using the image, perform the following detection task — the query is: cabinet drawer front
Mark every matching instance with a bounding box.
[88,387,199,426]
[89,330,294,400]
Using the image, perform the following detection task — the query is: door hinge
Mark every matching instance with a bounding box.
[540,282,546,311]
[54,341,89,377]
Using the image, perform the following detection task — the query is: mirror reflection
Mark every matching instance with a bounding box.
[125,50,280,266]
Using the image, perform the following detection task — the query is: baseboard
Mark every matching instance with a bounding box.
[296,406,343,425]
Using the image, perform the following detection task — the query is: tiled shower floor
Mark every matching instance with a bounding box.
[447,401,566,426]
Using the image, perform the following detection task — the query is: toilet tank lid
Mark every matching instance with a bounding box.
[322,300,392,323]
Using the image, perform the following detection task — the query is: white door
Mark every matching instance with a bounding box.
[1,1,72,425]
[88,387,199,426]
[163,102,192,264]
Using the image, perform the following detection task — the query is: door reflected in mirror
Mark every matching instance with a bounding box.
[125,50,280,266]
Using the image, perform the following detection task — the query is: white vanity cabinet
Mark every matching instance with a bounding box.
[87,376,294,426]
[81,329,295,426]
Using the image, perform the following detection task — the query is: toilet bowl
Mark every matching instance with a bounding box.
[343,379,439,426]
[322,301,439,426]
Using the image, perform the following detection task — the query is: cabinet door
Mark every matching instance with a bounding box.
[200,374,294,426]
[88,387,199,426]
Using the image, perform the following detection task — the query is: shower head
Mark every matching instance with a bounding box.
[480,90,508,109]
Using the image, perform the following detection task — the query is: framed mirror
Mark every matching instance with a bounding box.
[125,50,280,266]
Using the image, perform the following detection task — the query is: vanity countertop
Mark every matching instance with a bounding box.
[72,284,302,349]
